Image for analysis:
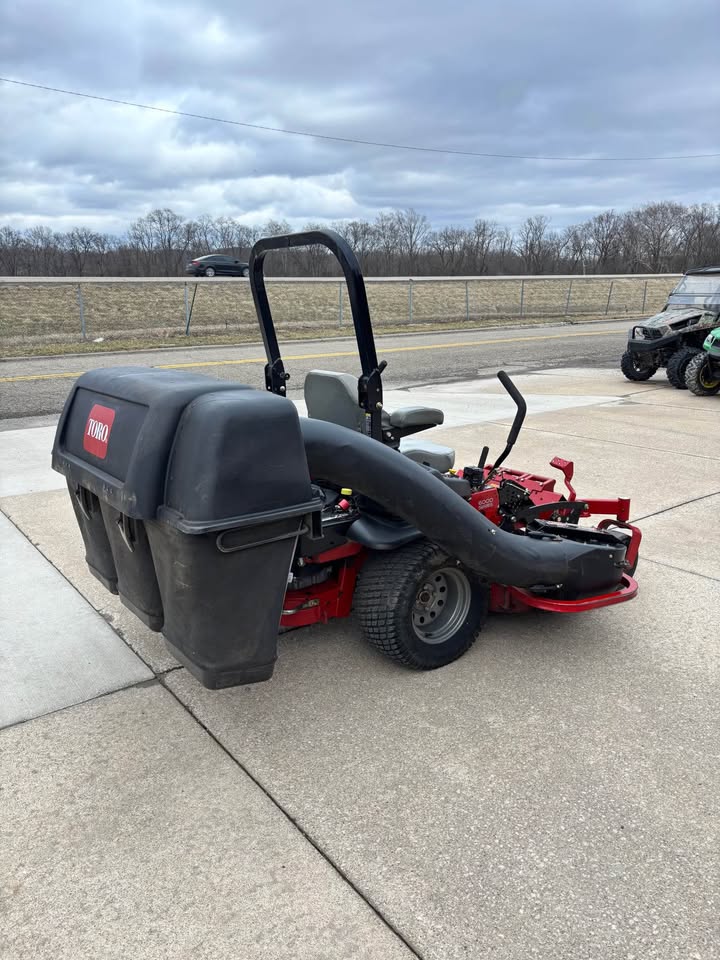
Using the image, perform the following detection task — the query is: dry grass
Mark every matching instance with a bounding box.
[0,276,675,357]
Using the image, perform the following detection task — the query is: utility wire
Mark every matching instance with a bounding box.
[2,76,720,162]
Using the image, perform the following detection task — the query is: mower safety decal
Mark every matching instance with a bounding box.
[83,403,116,459]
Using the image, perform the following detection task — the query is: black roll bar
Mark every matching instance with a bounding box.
[249,229,386,440]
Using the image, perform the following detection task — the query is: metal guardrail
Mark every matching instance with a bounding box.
[0,273,682,284]
[0,274,681,345]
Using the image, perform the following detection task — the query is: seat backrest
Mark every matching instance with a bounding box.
[304,370,364,431]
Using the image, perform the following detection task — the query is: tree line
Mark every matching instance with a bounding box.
[1,201,718,278]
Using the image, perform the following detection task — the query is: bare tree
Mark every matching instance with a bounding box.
[2,201,716,278]
[491,227,515,272]
[0,226,25,275]
[561,223,592,274]
[91,233,115,276]
[333,219,378,273]
[518,216,557,273]
[213,216,237,253]
[373,212,401,274]
[588,211,622,272]
[64,227,102,276]
[146,208,192,276]
[680,203,720,269]
[294,221,330,276]
[631,202,686,272]
[465,219,498,274]
[191,214,219,254]
[234,223,258,256]
[262,219,291,237]
[126,215,156,276]
[259,219,292,274]
[429,226,466,274]
[394,208,430,273]
[26,226,62,275]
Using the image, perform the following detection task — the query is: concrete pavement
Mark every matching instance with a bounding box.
[0,512,151,727]
[1,684,416,960]
[1,365,718,959]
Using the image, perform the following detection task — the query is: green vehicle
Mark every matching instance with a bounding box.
[621,267,720,388]
[684,327,720,396]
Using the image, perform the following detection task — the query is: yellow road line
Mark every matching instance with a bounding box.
[159,351,353,371]
[0,370,85,383]
[0,329,624,384]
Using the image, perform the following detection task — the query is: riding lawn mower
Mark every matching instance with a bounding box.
[52,230,641,689]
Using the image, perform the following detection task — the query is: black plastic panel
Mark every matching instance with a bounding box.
[53,366,323,689]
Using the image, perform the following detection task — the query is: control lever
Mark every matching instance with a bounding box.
[480,371,527,487]
[514,500,587,524]
[550,457,577,501]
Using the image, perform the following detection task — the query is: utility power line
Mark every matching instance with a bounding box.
[2,76,719,163]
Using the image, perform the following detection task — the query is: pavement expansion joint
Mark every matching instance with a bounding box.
[633,489,720,523]
[156,672,427,960]
[514,427,720,463]
[642,556,720,584]
[156,664,185,678]
[0,677,160,735]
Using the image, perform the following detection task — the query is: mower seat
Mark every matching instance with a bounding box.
[304,370,455,473]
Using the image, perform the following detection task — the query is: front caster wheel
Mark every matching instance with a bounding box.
[354,539,489,669]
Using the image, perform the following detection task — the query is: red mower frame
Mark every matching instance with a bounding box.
[280,456,641,629]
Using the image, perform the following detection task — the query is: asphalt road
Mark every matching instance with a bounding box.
[0,319,630,423]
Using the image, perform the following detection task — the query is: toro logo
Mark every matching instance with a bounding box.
[83,403,116,459]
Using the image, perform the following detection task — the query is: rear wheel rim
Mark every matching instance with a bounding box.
[412,567,472,644]
[700,365,720,389]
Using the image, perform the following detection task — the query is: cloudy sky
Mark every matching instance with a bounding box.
[1,0,719,235]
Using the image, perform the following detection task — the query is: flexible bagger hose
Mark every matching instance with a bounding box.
[300,418,624,594]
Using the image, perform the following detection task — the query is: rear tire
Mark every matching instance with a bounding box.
[204,266,216,278]
[242,267,250,278]
[666,346,701,389]
[354,539,489,670]
[685,352,720,396]
[620,350,657,381]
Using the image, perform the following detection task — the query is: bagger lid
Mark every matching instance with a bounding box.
[52,366,319,528]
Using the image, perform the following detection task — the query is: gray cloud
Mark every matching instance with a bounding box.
[0,0,718,234]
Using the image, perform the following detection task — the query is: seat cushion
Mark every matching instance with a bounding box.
[399,439,455,473]
[389,406,444,429]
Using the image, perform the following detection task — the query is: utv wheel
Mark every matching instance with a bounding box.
[620,351,658,381]
[666,346,701,389]
[685,352,720,396]
[354,539,489,669]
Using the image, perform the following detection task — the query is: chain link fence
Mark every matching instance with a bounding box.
[0,274,679,352]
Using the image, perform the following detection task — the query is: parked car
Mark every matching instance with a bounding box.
[185,254,250,278]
